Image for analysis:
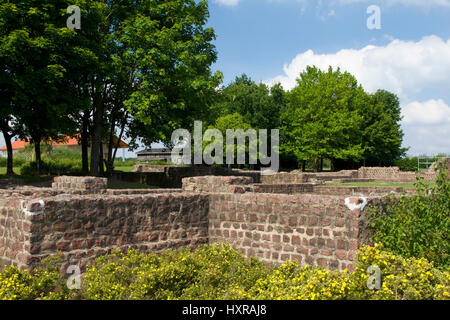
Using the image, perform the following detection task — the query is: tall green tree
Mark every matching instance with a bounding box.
[211,74,284,131]
[362,89,406,166]
[71,0,221,176]
[281,66,366,171]
[0,0,79,174]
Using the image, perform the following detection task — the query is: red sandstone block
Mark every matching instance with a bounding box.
[317,258,327,267]
[335,250,347,260]
[273,243,282,251]
[349,240,358,250]
[348,250,357,261]
[22,222,32,233]
[305,256,314,264]
[333,231,342,237]
[281,254,290,261]
[337,239,347,250]
[17,253,31,265]
[325,208,335,216]
[53,221,67,232]
[288,216,297,227]
[284,245,294,252]
[291,236,301,245]
[329,260,339,269]
[56,241,70,251]
[308,216,318,226]
[41,241,56,251]
[326,239,335,248]
[272,234,281,243]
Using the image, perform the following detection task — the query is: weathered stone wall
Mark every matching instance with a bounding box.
[261,171,358,184]
[182,176,254,193]
[0,198,32,268]
[208,192,375,271]
[358,167,436,182]
[113,166,261,188]
[52,176,108,193]
[0,174,400,272]
[1,192,209,270]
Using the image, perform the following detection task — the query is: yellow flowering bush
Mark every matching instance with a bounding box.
[249,261,351,300]
[348,244,449,300]
[0,255,72,300]
[82,244,268,300]
[1,244,448,300]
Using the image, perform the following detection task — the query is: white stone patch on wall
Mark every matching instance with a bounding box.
[21,199,45,216]
[344,197,368,211]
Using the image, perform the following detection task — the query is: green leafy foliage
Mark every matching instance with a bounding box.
[395,156,420,172]
[281,66,366,171]
[1,244,448,300]
[0,255,72,300]
[368,166,450,268]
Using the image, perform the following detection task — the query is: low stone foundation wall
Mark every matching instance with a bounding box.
[0,174,407,272]
[0,192,209,270]
[113,166,261,188]
[261,171,359,184]
[358,167,436,182]
[208,192,375,270]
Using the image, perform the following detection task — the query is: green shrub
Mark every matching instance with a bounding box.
[114,158,138,167]
[0,156,27,168]
[348,244,449,300]
[0,255,72,300]
[1,244,448,300]
[20,159,82,176]
[368,166,450,268]
[80,244,268,300]
[395,156,419,172]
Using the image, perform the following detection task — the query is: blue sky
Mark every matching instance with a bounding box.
[1,0,449,158]
[208,0,450,156]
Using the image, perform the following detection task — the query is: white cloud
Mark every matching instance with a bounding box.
[214,0,240,6]
[402,99,450,125]
[219,0,450,8]
[336,0,450,8]
[265,35,450,155]
[266,35,450,101]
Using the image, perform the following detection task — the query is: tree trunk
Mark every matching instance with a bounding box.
[81,111,90,175]
[112,112,128,167]
[320,158,323,172]
[302,160,306,172]
[33,137,42,175]
[106,115,116,177]
[1,127,14,176]
[90,101,104,177]
[314,158,320,172]
[99,142,104,176]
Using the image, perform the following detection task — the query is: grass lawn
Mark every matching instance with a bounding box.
[325,181,436,188]
[0,166,53,184]
[113,165,134,172]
